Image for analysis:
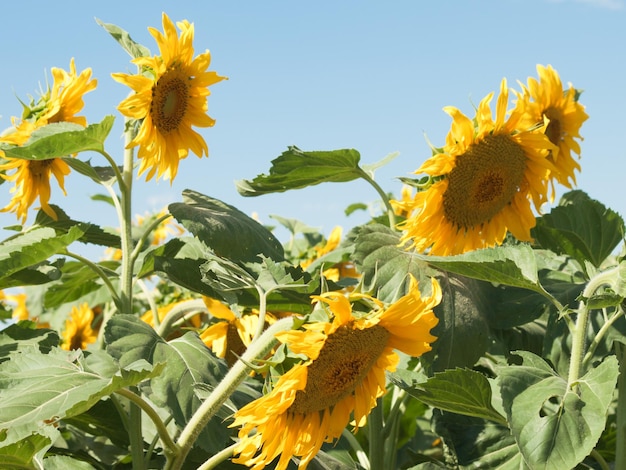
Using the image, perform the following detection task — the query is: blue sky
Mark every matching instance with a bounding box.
[1,0,625,253]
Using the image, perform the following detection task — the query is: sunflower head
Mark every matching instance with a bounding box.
[61,303,98,351]
[230,277,440,470]
[0,59,96,224]
[112,12,227,182]
[394,78,556,256]
[516,64,588,190]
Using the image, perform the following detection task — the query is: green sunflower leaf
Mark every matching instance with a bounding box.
[235,146,364,196]
[0,321,59,363]
[169,190,285,263]
[497,351,618,470]
[104,315,232,455]
[96,18,151,59]
[532,190,625,270]
[0,116,115,160]
[0,346,162,447]
[34,204,121,248]
[417,244,546,294]
[0,226,87,289]
[392,368,507,425]
[0,431,57,468]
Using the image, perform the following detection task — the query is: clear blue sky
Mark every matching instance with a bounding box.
[1,0,625,253]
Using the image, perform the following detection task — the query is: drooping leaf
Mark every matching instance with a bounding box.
[0,116,115,160]
[96,18,151,59]
[498,351,619,470]
[425,274,491,371]
[62,158,119,186]
[43,455,98,470]
[169,190,285,263]
[0,321,59,362]
[0,346,162,447]
[532,190,625,269]
[0,260,63,289]
[392,368,506,425]
[235,146,364,196]
[104,315,233,454]
[0,226,87,288]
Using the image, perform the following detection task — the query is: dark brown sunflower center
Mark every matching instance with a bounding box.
[29,160,54,179]
[442,134,527,230]
[288,323,390,415]
[543,107,562,147]
[150,68,189,134]
[225,322,247,367]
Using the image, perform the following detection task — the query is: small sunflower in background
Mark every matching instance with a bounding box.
[61,303,98,351]
[200,297,276,367]
[112,12,227,182]
[0,59,97,223]
[395,78,557,256]
[516,64,588,193]
[230,276,441,470]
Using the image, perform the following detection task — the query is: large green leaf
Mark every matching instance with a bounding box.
[349,224,438,303]
[0,321,59,363]
[417,244,547,294]
[431,411,526,469]
[0,116,115,160]
[392,368,506,425]
[104,315,233,454]
[498,351,618,470]
[168,190,285,263]
[0,347,162,447]
[532,190,625,270]
[235,146,363,196]
[0,226,87,289]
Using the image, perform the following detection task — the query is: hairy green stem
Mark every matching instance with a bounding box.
[128,388,146,470]
[115,388,179,458]
[368,398,385,470]
[155,298,207,338]
[357,168,397,228]
[119,122,136,315]
[197,442,238,470]
[567,266,620,388]
[64,250,121,307]
[165,316,295,470]
[615,342,626,470]
[583,306,625,370]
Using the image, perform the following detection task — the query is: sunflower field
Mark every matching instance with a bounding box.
[0,12,624,470]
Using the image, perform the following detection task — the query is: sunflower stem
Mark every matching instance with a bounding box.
[367,398,385,470]
[115,388,179,458]
[165,316,295,470]
[155,298,207,338]
[614,342,626,470]
[357,167,396,228]
[119,120,137,316]
[567,266,619,389]
[197,442,238,470]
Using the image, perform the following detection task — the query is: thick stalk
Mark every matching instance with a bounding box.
[119,122,136,316]
[567,266,620,388]
[367,398,385,470]
[165,317,295,470]
[615,343,626,470]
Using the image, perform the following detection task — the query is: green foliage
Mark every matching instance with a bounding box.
[0,18,624,470]
[235,146,364,196]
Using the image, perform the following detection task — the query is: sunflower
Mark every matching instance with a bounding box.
[199,297,275,366]
[61,303,98,351]
[516,64,588,191]
[230,276,441,470]
[395,79,557,256]
[112,12,227,182]
[300,226,360,285]
[0,59,96,223]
